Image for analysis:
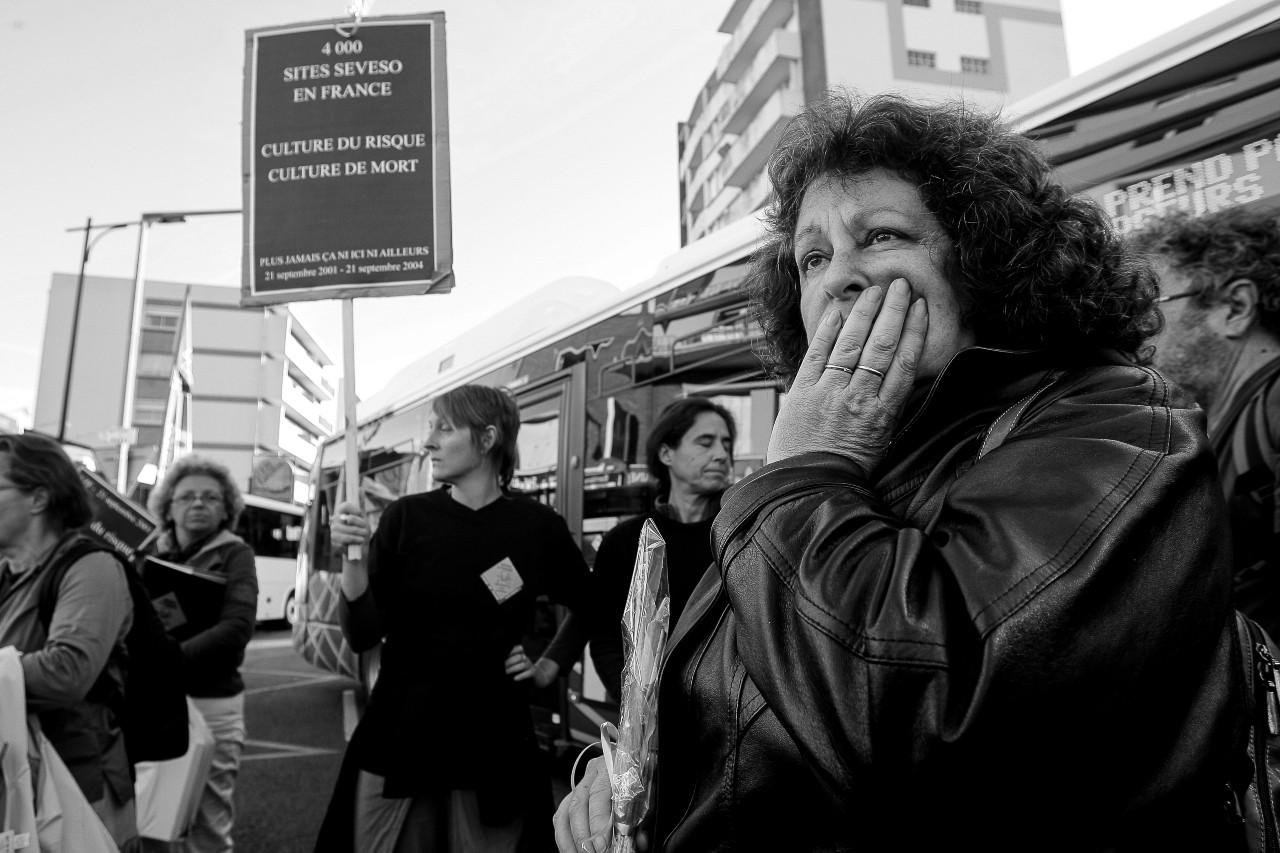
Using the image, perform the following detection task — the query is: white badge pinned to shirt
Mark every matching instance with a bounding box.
[480,557,524,603]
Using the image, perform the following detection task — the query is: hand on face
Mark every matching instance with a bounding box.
[768,279,928,470]
[768,170,972,470]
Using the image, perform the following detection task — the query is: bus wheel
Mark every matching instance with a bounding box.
[284,591,299,626]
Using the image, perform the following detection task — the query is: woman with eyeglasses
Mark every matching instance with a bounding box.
[145,454,259,853]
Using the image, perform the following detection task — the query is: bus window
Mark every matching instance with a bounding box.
[235,496,304,624]
[511,393,563,507]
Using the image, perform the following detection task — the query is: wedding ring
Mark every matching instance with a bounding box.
[339,514,350,524]
[824,363,856,376]
[856,365,886,379]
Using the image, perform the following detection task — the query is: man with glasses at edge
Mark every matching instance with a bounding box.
[1133,205,1280,638]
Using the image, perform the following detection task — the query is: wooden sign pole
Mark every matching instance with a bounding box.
[342,298,362,561]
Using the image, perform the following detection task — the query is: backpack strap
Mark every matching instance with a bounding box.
[1237,612,1280,853]
[35,532,130,714]
[34,532,111,631]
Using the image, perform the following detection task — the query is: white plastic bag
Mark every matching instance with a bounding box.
[134,698,215,842]
[0,644,119,853]
[33,728,120,852]
[0,647,37,852]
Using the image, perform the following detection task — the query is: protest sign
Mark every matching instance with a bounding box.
[242,13,452,305]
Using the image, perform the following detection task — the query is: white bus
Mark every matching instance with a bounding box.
[291,213,775,754]
[235,493,305,625]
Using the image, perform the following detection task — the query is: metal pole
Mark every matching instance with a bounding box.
[117,219,152,493]
[58,217,93,442]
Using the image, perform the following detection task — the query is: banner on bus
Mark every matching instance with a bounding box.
[1088,126,1280,235]
[241,13,452,306]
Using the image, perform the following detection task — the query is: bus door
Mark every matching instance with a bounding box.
[508,364,586,755]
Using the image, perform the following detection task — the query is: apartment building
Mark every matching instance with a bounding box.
[34,273,337,501]
[680,0,1070,243]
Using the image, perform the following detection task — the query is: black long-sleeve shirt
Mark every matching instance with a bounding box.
[341,488,591,801]
[584,507,718,702]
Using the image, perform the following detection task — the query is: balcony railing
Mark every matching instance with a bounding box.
[281,379,331,437]
[724,29,800,135]
[277,412,318,465]
[724,84,804,189]
[716,0,792,83]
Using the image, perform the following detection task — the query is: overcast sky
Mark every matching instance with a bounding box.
[0,0,1235,424]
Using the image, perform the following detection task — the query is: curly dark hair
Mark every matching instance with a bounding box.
[1128,206,1280,336]
[751,90,1161,381]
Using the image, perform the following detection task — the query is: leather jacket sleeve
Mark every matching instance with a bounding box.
[710,366,1234,803]
[340,500,400,653]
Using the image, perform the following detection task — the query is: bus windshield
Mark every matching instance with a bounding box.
[235,494,304,624]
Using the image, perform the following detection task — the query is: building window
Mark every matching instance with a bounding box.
[144,312,180,329]
[137,353,173,378]
[134,409,166,426]
[903,0,930,6]
[140,329,177,354]
[961,56,990,74]
[907,50,936,68]
[955,0,981,12]
[136,377,171,399]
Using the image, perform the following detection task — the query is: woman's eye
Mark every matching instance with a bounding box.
[799,252,826,272]
[866,229,899,245]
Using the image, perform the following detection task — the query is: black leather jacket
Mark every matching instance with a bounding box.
[653,347,1245,852]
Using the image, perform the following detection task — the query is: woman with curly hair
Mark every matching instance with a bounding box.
[146,455,258,853]
[555,91,1244,852]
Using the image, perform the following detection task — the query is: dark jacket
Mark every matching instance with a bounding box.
[150,528,258,697]
[0,533,133,804]
[587,507,717,702]
[1211,356,1280,640]
[653,347,1245,852]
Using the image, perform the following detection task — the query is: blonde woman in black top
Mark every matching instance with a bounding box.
[318,384,591,853]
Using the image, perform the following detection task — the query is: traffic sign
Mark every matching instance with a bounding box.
[99,426,139,445]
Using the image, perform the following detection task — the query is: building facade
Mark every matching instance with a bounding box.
[34,273,337,501]
[679,0,1070,244]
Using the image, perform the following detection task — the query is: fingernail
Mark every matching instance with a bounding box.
[824,310,841,326]
[864,285,882,301]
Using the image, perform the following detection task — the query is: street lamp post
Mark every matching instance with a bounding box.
[116,208,240,494]
[60,217,134,442]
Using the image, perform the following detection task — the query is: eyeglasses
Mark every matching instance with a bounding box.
[173,492,222,507]
[1156,290,1204,304]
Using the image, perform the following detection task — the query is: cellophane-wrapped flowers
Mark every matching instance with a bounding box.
[606,519,669,853]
